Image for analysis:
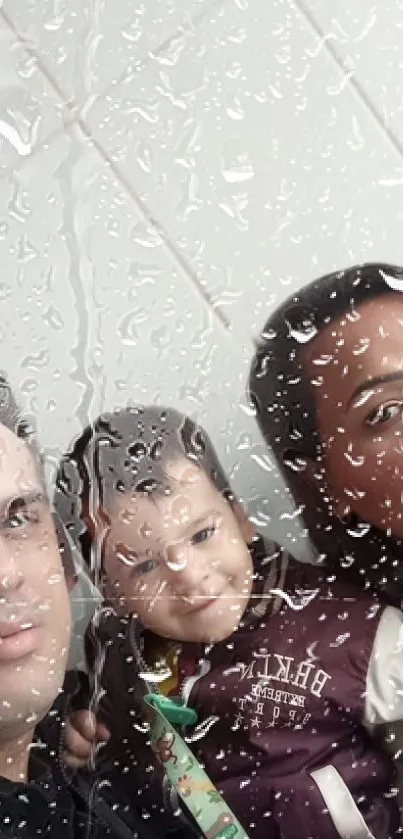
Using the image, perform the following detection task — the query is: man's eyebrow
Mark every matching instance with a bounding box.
[347,371,403,410]
[0,491,45,519]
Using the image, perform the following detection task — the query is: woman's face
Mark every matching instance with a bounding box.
[304,293,403,539]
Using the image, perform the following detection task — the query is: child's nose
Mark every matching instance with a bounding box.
[164,545,208,596]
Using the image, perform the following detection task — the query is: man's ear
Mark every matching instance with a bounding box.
[230,500,256,544]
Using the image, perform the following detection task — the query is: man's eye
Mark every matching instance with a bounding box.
[191,526,216,546]
[6,510,39,530]
[365,402,402,427]
[132,558,159,577]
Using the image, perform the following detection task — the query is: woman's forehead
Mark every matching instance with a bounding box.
[300,294,403,420]
[305,294,403,362]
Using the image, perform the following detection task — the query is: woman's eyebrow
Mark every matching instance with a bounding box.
[347,371,403,410]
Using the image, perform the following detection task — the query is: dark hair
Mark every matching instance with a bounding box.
[249,263,403,600]
[54,405,234,583]
[0,373,39,460]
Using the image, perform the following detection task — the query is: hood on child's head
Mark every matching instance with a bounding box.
[54,405,255,644]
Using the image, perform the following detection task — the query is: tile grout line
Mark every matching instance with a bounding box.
[76,114,232,332]
[0,4,233,334]
[291,0,403,163]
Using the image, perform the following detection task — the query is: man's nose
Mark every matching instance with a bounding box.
[0,538,24,592]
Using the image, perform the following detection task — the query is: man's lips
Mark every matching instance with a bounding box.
[0,618,38,638]
[0,617,42,661]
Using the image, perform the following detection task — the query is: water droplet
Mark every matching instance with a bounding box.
[283,455,307,473]
[261,328,277,341]
[0,284,11,300]
[344,452,365,467]
[352,338,370,356]
[132,222,162,249]
[222,159,255,183]
[250,452,273,473]
[239,401,257,418]
[118,309,148,346]
[285,317,317,344]
[16,236,38,263]
[20,378,37,395]
[137,141,153,174]
[380,268,403,292]
[43,306,64,330]
[312,353,333,366]
[353,390,373,409]
[0,110,36,157]
[151,326,170,356]
[226,95,245,121]
[21,350,50,371]
[346,520,371,539]
[237,432,251,450]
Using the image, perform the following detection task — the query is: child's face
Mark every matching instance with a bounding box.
[101,458,254,643]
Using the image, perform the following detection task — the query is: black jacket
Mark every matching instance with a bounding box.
[0,670,166,839]
[24,669,194,839]
[0,750,154,839]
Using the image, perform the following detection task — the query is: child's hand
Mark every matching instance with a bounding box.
[63,709,111,769]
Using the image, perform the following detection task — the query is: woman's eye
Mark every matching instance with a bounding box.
[133,558,159,577]
[365,402,402,427]
[191,526,216,546]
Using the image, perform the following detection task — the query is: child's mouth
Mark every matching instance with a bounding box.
[183,594,222,613]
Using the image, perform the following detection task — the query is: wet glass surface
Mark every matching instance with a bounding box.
[0,2,403,837]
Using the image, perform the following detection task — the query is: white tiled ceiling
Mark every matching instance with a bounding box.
[85,0,403,340]
[0,0,402,652]
[1,0,219,106]
[0,21,65,172]
[297,0,403,148]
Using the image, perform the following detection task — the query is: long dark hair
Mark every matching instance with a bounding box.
[249,262,403,604]
[54,405,234,587]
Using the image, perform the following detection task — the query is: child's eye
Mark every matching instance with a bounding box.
[365,402,402,427]
[132,558,159,577]
[191,526,216,546]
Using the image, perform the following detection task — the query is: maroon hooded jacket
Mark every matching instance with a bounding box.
[82,537,403,839]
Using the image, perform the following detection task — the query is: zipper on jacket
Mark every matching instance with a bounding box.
[180,659,211,707]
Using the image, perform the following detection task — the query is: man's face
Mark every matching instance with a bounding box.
[305,293,403,538]
[0,426,70,737]
[102,459,253,643]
